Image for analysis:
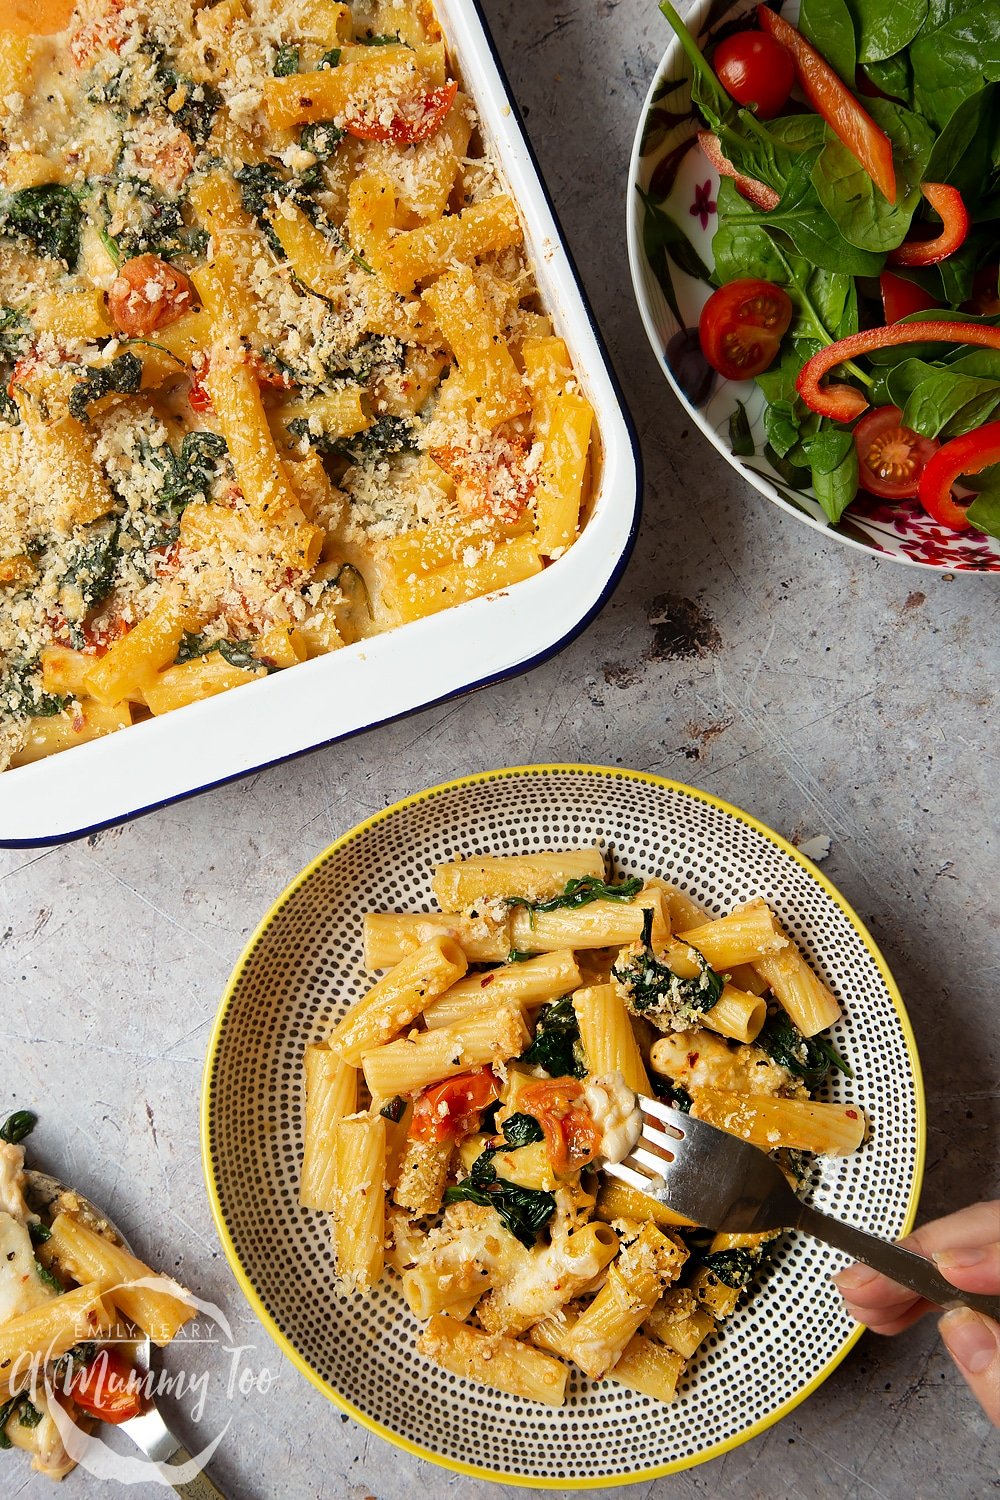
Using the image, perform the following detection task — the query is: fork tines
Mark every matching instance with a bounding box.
[603,1095,686,1198]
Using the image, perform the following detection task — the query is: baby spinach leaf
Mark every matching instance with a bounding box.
[911,9,1000,131]
[757,1011,853,1089]
[444,1154,555,1248]
[800,0,857,83]
[612,940,724,1029]
[801,423,855,475]
[811,442,858,522]
[68,353,143,424]
[175,633,269,672]
[60,525,122,615]
[848,0,928,62]
[506,874,643,920]
[0,1110,37,1144]
[158,430,228,515]
[925,86,999,200]
[811,98,934,252]
[966,483,1000,538]
[703,1246,762,1287]
[728,155,884,276]
[518,996,587,1080]
[500,1113,545,1148]
[379,1096,407,1123]
[273,44,299,76]
[0,185,82,266]
[861,53,914,107]
[902,370,1000,437]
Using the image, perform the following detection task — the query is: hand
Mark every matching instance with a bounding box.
[832,1200,1000,1427]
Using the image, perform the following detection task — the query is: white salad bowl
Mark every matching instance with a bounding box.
[0,0,641,847]
[626,0,1000,573]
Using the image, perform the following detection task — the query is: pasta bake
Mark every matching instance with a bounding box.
[0,1109,195,1481]
[0,1,595,770]
[302,845,866,1407]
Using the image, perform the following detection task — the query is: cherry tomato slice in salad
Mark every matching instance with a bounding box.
[853,406,938,500]
[880,271,939,324]
[69,1348,144,1424]
[713,30,794,119]
[699,278,793,381]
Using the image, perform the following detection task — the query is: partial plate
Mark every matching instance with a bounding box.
[202,763,924,1489]
[0,0,641,846]
[626,0,1000,572]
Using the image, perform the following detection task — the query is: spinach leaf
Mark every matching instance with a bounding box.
[274,44,299,76]
[612,933,725,1028]
[712,180,788,284]
[966,483,1000,538]
[158,430,228,515]
[34,1257,63,1293]
[848,0,928,62]
[862,53,914,106]
[68,353,143,424]
[811,441,859,521]
[60,525,121,615]
[800,0,857,83]
[0,1397,21,1448]
[379,1096,407,1123]
[444,1153,556,1248]
[903,369,1000,438]
[637,186,712,325]
[728,400,754,457]
[0,307,28,363]
[727,155,884,276]
[506,874,643,920]
[359,32,407,46]
[318,48,341,69]
[518,996,587,1080]
[802,423,854,474]
[703,1246,762,1287]
[17,1401,42,1429]
[175,633,268,672]
[0,185,82,266]
[332,414,417,463]
[0,1109,36,1144]
[157,71,221,144]
[28,1220,51,1245]
[911,10,1000,130]
[500,1112,545,1148]
[96,180,204,261]
[925,86,999,200]
[650,1074,694,1112]
[757,1011,853,1091]
[811,99,934,252]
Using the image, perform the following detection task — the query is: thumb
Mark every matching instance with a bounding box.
[938,1309,1000,1427]
[933,1242,1000,1295]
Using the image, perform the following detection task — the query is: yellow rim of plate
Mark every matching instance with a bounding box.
[201,763,926,1490]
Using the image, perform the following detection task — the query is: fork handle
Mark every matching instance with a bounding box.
[796,1203,1000,1318]
[157,1446,229,1499]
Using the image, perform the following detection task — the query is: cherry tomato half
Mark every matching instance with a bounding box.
[410,1067,499,1143]
[853,405,938,500]
[69,1348,144,1424]
[698,278,793,382]
[713,30,794,119]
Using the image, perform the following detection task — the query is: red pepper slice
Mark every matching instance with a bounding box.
[757,5,895,204]
[344,79,458,144]
[918,419,1000,532]
[888,184,970,267]
[697,131,780,211]
[880,271,939,324]
[797,322,1000,422]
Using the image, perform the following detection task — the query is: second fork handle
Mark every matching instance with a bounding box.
[796,1203,1000,1319]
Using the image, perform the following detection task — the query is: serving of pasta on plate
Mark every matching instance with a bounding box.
[0,0,595,771]
[302,843,866,1409]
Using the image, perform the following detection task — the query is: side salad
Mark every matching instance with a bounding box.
[654,0,1000,541]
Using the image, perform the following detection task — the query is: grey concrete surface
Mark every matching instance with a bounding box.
[2,1,999,1496]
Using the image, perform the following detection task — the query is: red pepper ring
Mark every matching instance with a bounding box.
[796,321,1000,422]
[697,131,780,211]
[917,418,1000,532]
[888,184,970,268]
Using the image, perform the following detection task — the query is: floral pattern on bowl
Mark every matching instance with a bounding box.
[626,0,1000,572]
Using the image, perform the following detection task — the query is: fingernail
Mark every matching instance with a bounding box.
[933,1248,985,1271]
[940,1308,999,1375]
[832,1264,878,1292]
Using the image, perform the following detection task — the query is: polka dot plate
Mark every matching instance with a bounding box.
[201,764,925,1487]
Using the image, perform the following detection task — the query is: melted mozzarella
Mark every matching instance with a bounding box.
[584,1073,642,1164]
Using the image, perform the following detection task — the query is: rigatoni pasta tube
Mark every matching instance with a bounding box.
[393,1133,454,1216]
[45,1215,195,1346]
[363,910,511,969]
[300,1045,357,1210]
[0,1284,114,1401]
[608,1333,685,1402]
[699,983,767,1044]
[329,936,468,1065]
[432,847,604,909]
[331,1114,386,1291]
[533,392,593,559]
[478,1223,618,1336]
[84,592,201,707]
[422,949,581,1029]
[563,1223,685,1380]
[678,898,785,968]
[690,1088,867,1155]
[382,196,523,293]
[419,1315,568,1407]
[572,983,651,1095]
[645,1287,715,1358]
[751,925,842,1036]
[390,536,541,623]
[595,1179,694,1231]
[11,702,131,766]
[510,898,652,953]
[361,1004,527,1098]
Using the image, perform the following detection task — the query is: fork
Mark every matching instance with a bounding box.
[605,1099,1000,1317]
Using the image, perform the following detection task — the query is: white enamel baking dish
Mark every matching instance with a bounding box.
[0,0,641,847]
